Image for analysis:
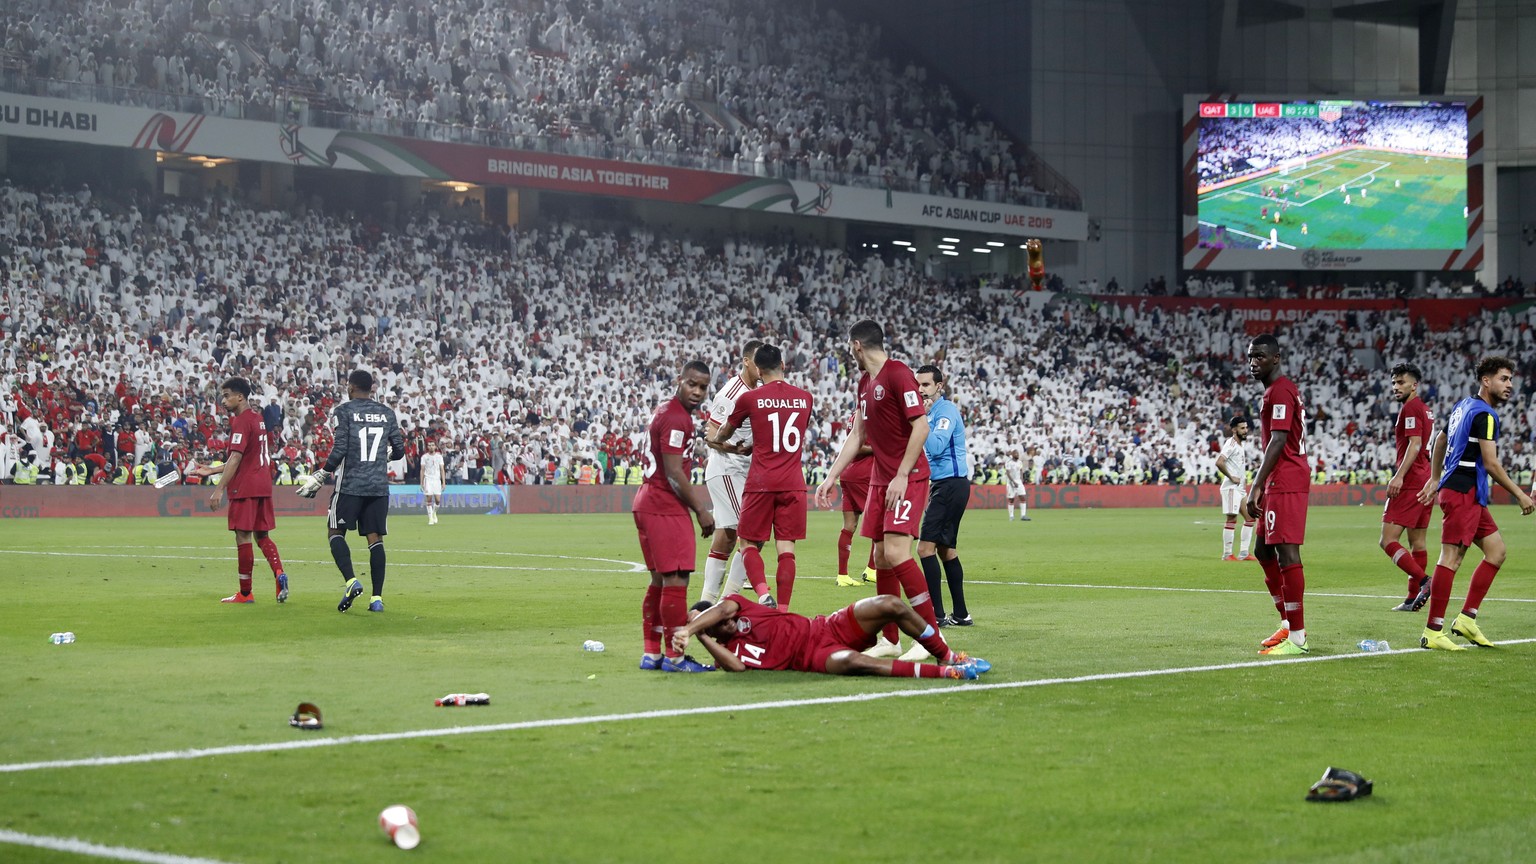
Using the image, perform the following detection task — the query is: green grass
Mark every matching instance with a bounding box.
[3,505,1535,863]
[1199,148,1467,250]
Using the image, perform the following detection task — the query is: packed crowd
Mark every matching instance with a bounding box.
[1198,107,1467,185]
[0,0,1071,208]
[3,183,1534,490]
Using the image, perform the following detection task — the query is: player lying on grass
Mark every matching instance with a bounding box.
[674,595,992,679]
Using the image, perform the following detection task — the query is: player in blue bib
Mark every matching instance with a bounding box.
[1414,356,1534,650]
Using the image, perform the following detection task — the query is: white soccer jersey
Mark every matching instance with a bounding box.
[1218,436,1248,488]
[1004,457,1025,488]
[420,452,445,489]
[704,375,754,480]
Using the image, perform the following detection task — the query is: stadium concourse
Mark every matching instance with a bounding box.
[3,182,1536,491]
[0,0,1066,208]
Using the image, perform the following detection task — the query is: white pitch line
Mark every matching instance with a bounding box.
[0,830,240,864]
[4,638,1532,776]
[963,578,1536,604]
[57,545,646,570]
[0,549,637,574]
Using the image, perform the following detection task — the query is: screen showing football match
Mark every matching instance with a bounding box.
[1195,99,1468,252]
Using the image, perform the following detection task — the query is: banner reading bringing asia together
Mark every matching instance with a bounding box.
[1090,294,1523,334]
[0,92,1086,240]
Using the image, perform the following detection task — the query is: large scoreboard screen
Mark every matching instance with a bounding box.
[1181,96,1483,271]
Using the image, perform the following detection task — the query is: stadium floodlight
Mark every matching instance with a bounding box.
[891,240,912,246]
[942,237,960,243]
[972,247,991,253]
[986,241,1005,247]
[937,244,955,250]
[941,250,959,256]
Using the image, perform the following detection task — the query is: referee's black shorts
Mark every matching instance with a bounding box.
[920,477,971,547]
[329,492,390,536]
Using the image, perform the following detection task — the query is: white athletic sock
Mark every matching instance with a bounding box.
[721,550,748,597]
[1290,628,1306,645]
[1222,526,1235,557]
[1239,523,1255,557]
[701,554,728,603]
[1007,503,1015,519]
[1019,501,1027,517]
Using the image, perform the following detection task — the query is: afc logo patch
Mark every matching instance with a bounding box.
[668,429,685,448]
[1272,403,1287,421]
[873,384,886,401]
[231,433,244,445]
[903,391,919,408]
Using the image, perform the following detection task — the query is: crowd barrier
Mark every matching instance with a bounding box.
[1,483,1520,519]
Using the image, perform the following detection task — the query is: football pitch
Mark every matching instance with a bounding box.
[1198,149,1467,250]
[3,506,1535,863]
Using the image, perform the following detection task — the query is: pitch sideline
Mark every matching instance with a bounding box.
[0,829,240,864]
[3,637,1531,776]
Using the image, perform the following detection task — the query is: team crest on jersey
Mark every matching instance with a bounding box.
[736,617,752,634]
[873,385,886,401]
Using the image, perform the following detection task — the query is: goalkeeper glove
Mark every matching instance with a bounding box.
[297,469,331,498]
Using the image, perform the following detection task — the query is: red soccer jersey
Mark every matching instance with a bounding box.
[1258,375,1309,492]
[225,408,273,500]
[633,397,695,515]
[718,594,813,671]
[1395,395,1433,486]
[857,359,930,486]
[728,379,813,492]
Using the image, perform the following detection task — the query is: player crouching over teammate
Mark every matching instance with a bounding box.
[1413,356,1535,650]
[678,595,991,679]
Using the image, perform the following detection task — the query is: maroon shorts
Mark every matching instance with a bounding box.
[861,479,929,540]
[737,489,807,543]
[227,496,275,532]
[1260,490,1307,546]
[840,478,869,513]
[1382,489,1432,530]
[802,604,875,673]
[1437,487,1499,547]
[633,509,697,574]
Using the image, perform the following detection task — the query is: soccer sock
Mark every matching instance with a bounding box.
[775,552,796,611]
[1222,525,1235,557]
[1461,560,1500,618]
[920,554,945,619]
[741,546,771,598]
[1279,563,1305,637]
[701,551,729,603]
[329,534,355,581]
[1007,503,1015,519]
[915,622,952,660]
[1019,501,1027,518]
[256,536,284,576]
[1258,557,1286,624]
[722,551,748,597]
[893,558,940,628]
[660,585,687,658]
[875,568,900,644]
[642,585,662,655]
[427,504,436,520]
[236,542,254,596]
[368,542,386,596]
[866,544,878,574]
[1426,564,1456,630]
[1240,521,1255,556]
[836,528,854,576]
[942,556,967,618]
[1384,541,1428,596]
[1412,549,1429,583]
[891,659,947,679]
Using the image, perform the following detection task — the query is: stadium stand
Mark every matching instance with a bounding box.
[3,183,1533,489]
[0,0,1078,209]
